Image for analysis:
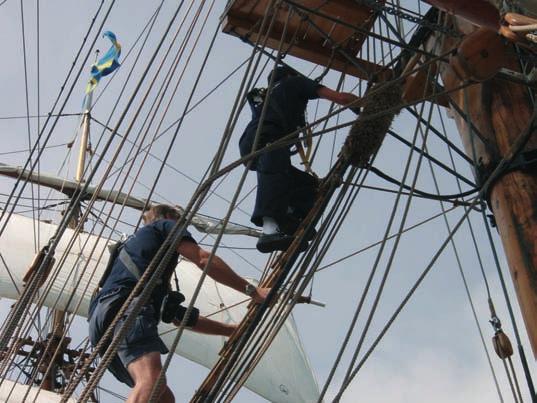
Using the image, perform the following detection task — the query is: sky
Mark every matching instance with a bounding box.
[0,1,536,402]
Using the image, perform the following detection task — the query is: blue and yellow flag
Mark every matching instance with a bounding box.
[85,31,121,94]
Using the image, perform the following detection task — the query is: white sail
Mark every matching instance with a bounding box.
[0,380,76,403]
[0,214,320,403]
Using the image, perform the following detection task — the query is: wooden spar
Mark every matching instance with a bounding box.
[435,17,537,356]
[422,0,501,30]
[222,0,388,80]
[421,1,537,45]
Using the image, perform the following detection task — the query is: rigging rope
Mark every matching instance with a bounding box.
[423,105,505,402]
[1,0,262,398]
[3,2,532,400]
[37,0,224,397]
[0,0,222,398]
[332,83,537,401]
[323,90,434,402]
[155,2,293,401]
[0,0,116,381]
[18,0,39,254]
[36,0,41,250]
[189,1,460,396]
[368,165,478,200]
[56,1,256,400]
[91,1,165,109]
[0,0,110,239]
[461,75,534,401]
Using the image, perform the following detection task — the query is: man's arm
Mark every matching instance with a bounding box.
[177,240,269,303]
[317,86,361,110]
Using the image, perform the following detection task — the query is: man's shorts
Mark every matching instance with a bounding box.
[88,289,169,387]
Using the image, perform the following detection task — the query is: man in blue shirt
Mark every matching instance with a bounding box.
[88,204,269,403]
[240,66,360,253]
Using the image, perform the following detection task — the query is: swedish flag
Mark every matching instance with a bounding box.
[85,31,121,94]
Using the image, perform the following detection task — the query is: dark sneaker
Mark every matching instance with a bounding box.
[256,232,295,253]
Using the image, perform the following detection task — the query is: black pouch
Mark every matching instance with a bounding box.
[160,291,186,324]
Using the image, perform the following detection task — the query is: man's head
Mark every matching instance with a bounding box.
[267,65,297,84]
[142,204,181,225]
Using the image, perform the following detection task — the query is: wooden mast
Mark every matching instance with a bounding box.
[41,94,92,391]
[433,16,537,356]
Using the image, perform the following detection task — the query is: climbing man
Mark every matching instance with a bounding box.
[88,204,269,403]
[239,65,360,253]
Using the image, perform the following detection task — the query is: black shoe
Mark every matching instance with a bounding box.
[279,215,300,235]
[256,232,295,253]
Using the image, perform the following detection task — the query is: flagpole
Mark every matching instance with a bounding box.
[75,92,93,183]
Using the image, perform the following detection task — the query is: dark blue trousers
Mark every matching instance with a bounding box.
[239,126,316,227]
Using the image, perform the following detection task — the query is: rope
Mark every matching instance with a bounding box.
[3,3,532,403]
[3,0,218,398]
[323,95,434,402]
[388,129,476,187]
[190,2,303,399]
[221,162,366,401]
[35,0,41,250]
[23,3,270,400]
[315,204,460,273]
[195,22,454,394]
[130,0,217,230]
[0,113,81,120]
[462,73,535,401]
[368,165,478,200]
[70,37,468,400]
[18,0,39,254]
[172,2,294,400]
[58,0,247,400]
[333,87,537,401]
[0,0,116,366]
[424,106,504,402]
[0,0,109,239]
[184,40,474,398]
[48,0,222,398]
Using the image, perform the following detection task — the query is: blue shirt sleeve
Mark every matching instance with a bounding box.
[158,219,196,244]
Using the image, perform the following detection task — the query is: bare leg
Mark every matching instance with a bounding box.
[126,351,174,403]
[174,316,237,336]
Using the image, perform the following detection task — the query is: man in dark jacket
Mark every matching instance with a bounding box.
[240,66,359,253]
[88,204,269,403]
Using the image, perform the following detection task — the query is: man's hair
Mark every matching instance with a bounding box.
[267,65,297,84]
[143,204,181,224]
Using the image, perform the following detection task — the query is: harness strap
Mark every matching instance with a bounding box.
[118,248,142,279]
[118,248,162,285]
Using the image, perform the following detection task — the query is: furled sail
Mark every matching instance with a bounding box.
[0,214,320,403]
[0,379,76,403]
[0,163,261,238]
